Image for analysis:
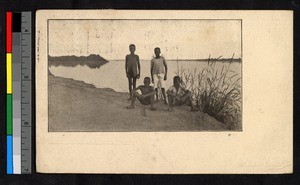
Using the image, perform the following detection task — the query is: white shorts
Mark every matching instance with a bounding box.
[153,74,165,89]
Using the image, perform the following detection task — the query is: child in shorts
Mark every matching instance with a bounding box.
[150,47,167,104]
[125,44,140,100]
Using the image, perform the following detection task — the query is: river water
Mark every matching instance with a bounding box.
[49,60,241,93]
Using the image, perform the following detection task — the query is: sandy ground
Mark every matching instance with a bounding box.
[49,75,229,132]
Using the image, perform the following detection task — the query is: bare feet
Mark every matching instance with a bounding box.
[191,107,198,112]
[150,107,156,111]
[126,105,135,109]
[167,107,174,112]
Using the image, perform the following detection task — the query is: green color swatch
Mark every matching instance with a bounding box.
[7,94,12,135]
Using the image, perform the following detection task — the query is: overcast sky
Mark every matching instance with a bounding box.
[49,19,241,60]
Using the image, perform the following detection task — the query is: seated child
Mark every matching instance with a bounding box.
[127,77,156,110]
[166,76,198,112]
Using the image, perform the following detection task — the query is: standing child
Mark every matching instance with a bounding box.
[125,44,140,100]
[150,47,168,104]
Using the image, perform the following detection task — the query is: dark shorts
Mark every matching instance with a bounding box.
[169,96,190,106]
[127,69,137,78]
[137,96,151,105]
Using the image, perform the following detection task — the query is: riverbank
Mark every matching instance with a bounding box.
[49,75,229,132]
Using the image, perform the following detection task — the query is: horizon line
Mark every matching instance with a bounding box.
[48,55,242,61]
[109,58,242,61]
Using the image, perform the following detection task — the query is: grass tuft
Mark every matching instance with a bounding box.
[176,54,242,130]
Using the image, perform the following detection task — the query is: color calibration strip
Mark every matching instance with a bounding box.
[6,11,32,174]
[7,11,13,174]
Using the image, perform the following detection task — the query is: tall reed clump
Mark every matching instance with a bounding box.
[176,55,242,130]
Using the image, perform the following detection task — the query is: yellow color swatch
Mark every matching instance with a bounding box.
[6,53,12,94]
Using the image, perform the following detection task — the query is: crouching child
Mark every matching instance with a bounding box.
[166,76,198,112]
[127,77,156,111]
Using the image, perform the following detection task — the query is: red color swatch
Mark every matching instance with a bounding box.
[6,12,12,53]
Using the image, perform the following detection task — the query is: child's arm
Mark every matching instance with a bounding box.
[133,86,141,92]
[182,89,191,98]
[125,55,128,77]
[163,58,168,80]
[137,55,141,79]
[167,88,181,100]
[142,87,156,98]
[150,60,154,83]
[182,86,190,94]
[180,88,192,102]
[166,89,175,97]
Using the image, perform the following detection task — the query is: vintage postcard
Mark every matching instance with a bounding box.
[36,10,293,173]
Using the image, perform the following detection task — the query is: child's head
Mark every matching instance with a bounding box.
[154,47,161,57]
[173,76,181,88]
[129,44,136,54]
[144,77,151,86]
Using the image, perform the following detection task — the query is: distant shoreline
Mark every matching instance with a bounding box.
[48,54,109,68]
[109,58,242,62]
[48,54,242,63]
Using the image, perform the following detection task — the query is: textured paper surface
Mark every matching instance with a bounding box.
[36,10,293,173]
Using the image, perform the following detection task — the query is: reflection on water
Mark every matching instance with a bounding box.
[48,54,109,69]
[49,60,241,93]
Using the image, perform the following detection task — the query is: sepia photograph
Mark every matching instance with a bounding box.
[48,19,242,132]
[36,10,292,174]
